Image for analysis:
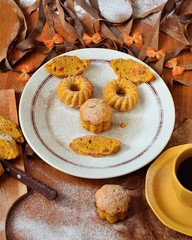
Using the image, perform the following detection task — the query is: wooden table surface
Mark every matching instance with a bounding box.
[0,1,192,239]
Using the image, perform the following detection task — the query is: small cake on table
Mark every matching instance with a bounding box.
[80,98,113,134]
[57,75,93,108]
[95,184,131,223]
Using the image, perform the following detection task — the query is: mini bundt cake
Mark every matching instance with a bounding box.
[80,98,113,134]
[103,78,139,112]
[44,55,90,78]
[69,135,121,157]
[110,58,155,85]
[95,184,131,223]
[57,75,94,108]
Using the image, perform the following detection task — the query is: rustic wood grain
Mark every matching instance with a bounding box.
[0,89,27,240]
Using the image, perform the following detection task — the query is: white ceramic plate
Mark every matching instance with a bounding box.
[19,48,175,179]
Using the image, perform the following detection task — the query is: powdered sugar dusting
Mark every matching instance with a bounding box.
[6,168,122,240]
[29,58,165,176]
[97,0,132,23]
[132,0,167,18]
[6,159,178,240]
[17,0,36,6]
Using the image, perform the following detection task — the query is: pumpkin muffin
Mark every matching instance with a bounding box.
[95,184,131,223]
[80,98,113,134]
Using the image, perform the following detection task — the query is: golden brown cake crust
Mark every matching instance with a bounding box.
[0,115,24,143]
[110,58,156,85]
[103,77,139,112]
[95,184,131,223]
[80,98,113,133]
[57,75,93,108]
[44,55,90,78]
[0,134,20,160]
[69,135,121,157]
[80,98,112,125]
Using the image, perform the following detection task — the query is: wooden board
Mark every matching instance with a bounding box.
[0,89,27,240]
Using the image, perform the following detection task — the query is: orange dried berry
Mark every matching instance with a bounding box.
[146,47,166,61]
[43,33,64,49]
[120,122,126,128]
[123,32,143,47]
[82,32,103,46]
[164,58,185,76]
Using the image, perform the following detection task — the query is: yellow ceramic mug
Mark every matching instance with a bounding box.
[172,147,192,207]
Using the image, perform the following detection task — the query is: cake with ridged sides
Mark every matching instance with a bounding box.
[103,77,139,112]
[80,98,113,134]
[57,75,94,108]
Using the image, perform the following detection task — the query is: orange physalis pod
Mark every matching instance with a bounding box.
[146,47,166,61]
[123,32,143,47]
[82,32,103,46]
[43,33,64,49]
[16,64,34,81]
[164,58,185,76]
